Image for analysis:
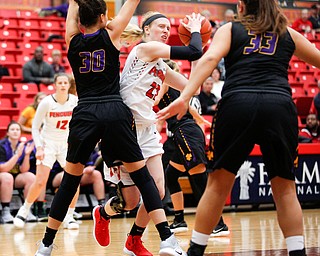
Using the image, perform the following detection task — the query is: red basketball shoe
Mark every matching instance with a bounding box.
[123,234,153,255]
[92,205,111,247]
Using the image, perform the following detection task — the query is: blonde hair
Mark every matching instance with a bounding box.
[32,92,47,109]
[163,59,180,72]
[120,23,143,45]
[52,49,61,56]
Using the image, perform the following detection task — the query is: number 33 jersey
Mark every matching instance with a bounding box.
[32,94,78,148]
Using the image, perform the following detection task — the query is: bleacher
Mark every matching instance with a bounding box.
[0,8,319,152]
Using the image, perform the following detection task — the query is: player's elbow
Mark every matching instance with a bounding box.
[189,50,203,61]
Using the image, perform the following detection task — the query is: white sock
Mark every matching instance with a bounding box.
[191,230,210,246]
[286,236,304,252]
[24,201,33,212]
[66,207,75,218]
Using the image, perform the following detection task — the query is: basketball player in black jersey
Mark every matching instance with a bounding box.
[35,0,184,255]
[156,60,229,237]
[158,0,320,255]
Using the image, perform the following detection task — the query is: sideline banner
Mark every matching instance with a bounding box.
[231,144,320,205]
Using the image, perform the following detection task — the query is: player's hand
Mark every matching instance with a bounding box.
[15,142,25,157]
[36,147,44,161]
[181,13,204,33]
[157,97,189,121]
[24,141,35,155]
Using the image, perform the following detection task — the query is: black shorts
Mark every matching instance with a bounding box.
[208,92,298,180]
[67,96,144,167]
[171,121,207,171]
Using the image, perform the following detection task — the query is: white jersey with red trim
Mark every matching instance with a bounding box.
[32,94,78,148]
[120,46,167,126]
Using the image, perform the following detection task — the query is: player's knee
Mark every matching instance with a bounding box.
[166,165,182,195]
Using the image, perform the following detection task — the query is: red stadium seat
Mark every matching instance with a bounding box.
[0,98,19,117]
[18,19,40,29]
[305,83,319,97]
[16,54,31,65]
[296,71,317,88]
[1,28,22,42]
[1,18,19,29]
[39,83,55,95]
[22,30,43,41]
[0,82,20,101]
[294,96,314,124]
[0,115,11,126]
[289,60,307,72]
[290,82,306,99]
[14,83,39,98]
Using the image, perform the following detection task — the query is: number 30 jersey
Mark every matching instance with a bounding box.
[223,22,295,97]
[32,94,78,148]
[67,29,121,99]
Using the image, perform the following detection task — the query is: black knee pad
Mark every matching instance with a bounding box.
[189,172,207,203]
[165,164,182,195]
[129,166,163,213]
[49,171,82,221]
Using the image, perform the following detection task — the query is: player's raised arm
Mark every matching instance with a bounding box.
[65,0,80,46]
[107,0,140,46]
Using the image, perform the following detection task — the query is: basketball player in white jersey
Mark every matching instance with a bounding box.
[100,12,204,256]
[14,73,79,230]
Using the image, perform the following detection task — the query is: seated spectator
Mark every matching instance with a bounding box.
[310,79,320,121]
[51,147,106,206]
[200,10,218,37]
[0,121,36,223]
[22,46,55,90]
[308,4,320,32]
[211,68,224,100]
[51,49,65,74]
[220,9,235,26]
[299,114,320,143]
[36,0,69,19]
[199,76,218,115]
[17,92,47,135]
[292,9,313,34]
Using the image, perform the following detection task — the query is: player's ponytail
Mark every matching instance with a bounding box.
[120,23,144,46]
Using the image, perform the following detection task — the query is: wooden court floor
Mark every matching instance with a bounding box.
[0,209,319,256]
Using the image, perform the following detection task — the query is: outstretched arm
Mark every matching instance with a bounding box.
[157,23,231,120]
[288,27,320,69]
[107,0,140,47]
[65,0,80,46]
[137,13,203,62]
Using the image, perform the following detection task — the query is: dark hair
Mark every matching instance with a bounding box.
[75,0,107,27]
[7,121,21,132]
[311,5,317,10]
[239,0,288,35]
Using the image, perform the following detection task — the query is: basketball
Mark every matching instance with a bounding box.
[178,17,212,47]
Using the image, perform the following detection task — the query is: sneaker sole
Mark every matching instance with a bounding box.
[170,227,188,233]
[159,248,185,256]
[92,205,111,247]
[123,247,136,256]
[13,216,25,228]
[210,230,230,237]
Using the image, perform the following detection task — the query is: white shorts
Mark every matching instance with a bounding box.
[104,164,134,186]
[37,138,67,169]
[136,123,164,159]
[104,123,163,185]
